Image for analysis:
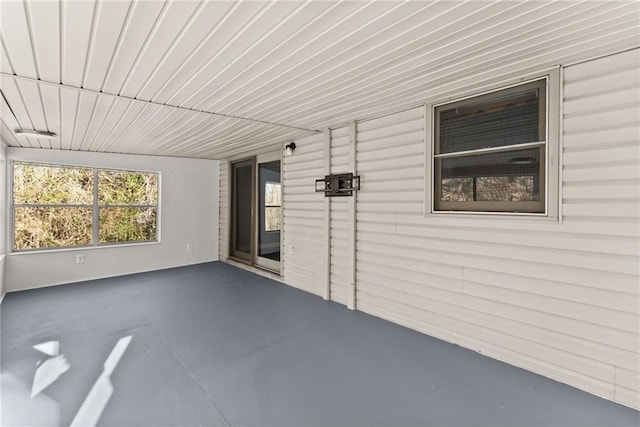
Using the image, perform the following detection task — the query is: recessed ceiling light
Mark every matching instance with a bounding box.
[14,129,57,138]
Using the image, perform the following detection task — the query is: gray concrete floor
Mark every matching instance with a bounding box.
[1,261,638,426]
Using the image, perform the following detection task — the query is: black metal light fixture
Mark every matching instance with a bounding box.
[284,142,296,156]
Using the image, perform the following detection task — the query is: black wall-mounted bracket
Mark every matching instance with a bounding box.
[315,173,360,197]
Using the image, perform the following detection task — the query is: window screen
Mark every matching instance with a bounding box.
[433,79,546,213]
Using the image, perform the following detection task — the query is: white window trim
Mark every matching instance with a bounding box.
[425,67,562,222]
[10,161,161,253]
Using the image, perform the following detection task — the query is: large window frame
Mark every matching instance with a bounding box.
[426,69,561,219]
[11,162,160,252]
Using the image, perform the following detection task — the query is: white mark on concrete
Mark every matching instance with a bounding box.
[70,335,132,427]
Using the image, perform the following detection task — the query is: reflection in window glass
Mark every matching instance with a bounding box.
[433,79,546,213]
[264,182,281,232]
[439,148,541,202]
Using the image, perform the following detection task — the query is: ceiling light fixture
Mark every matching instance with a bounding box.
[14,129,57,138]
[284,142,296,156]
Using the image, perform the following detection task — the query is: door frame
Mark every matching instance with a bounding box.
[229,157,256,264]
[228,152,282,274]
[254,151,283,273]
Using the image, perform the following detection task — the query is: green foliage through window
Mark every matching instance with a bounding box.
[13,162,159,251]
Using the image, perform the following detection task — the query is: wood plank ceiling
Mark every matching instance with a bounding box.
[1,0,638,159]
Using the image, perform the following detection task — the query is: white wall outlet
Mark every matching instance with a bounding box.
[186,243,193,252]
[76,255,84,264]
[287,245,293,255]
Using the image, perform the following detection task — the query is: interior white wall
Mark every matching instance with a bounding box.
[0,143,7,300]
[5,148,219,292]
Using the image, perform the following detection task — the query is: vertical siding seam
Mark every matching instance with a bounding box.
[558,65,565,224]
[323,129,331,300]
[347,121,357,310]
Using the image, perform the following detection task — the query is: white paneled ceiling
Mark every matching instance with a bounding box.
[1,0,638,159]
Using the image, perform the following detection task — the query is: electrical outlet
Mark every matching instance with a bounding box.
[76,255,84,264]
[186,243,193,252]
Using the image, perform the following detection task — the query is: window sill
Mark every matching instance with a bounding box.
[424,211,561,226]
[9,240,160,256]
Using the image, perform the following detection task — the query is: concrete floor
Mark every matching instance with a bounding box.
[1,261,638,426]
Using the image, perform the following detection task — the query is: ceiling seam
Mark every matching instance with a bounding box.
[117,1,170,96]
[107,2,216,150]
[197,1,415,114]
[113,2,274,148]
[83,1,135,152]
[146,1,242,103]
[92,100,137,153]
[24,1,54,147]
[74,0,100,151]
[133,1,207,99]
[163,1,273,108]
[0,73,322,133]
[203,0,417,115]
[178,1,307,110]
[186,1,342,113]
[233,0,613,124]
[100,1,135,93]
[191,1,379,114]
[84,97,117,152]
[226,0,518,120]
[242,0,530,121]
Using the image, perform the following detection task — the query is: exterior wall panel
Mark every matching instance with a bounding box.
[222,48,639,409]
[352,50,639,408]
[282,133,326,297]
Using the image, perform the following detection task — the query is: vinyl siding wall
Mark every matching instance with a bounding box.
[217,48,639,408]
[273,48,639,408]
[282,133,326,297]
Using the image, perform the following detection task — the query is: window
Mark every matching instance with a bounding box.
[12,162,158,251]
[264,181,281,232]
[431,76,556,214]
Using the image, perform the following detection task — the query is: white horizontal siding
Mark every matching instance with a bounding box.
[349,49,639,409]
[283,133,326,297]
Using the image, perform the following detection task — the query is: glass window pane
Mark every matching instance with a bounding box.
[233,164,253,254]
[14,207,92,250]
[439,148,542,202]
[13,163,93,204]
[265,182,281,207]
[437,82,544,154]
[99,207,157,244]
[98,170,158,205]
[265,207,281,232]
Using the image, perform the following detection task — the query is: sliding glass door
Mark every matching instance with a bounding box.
[255,159,281,271]
[230,153,281,273]
[230,158,254,262]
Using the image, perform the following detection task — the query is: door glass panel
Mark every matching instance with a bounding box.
[258,161,281,262]
[232,161,253,259]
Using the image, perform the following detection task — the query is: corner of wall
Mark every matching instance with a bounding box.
[0,143,7,302]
